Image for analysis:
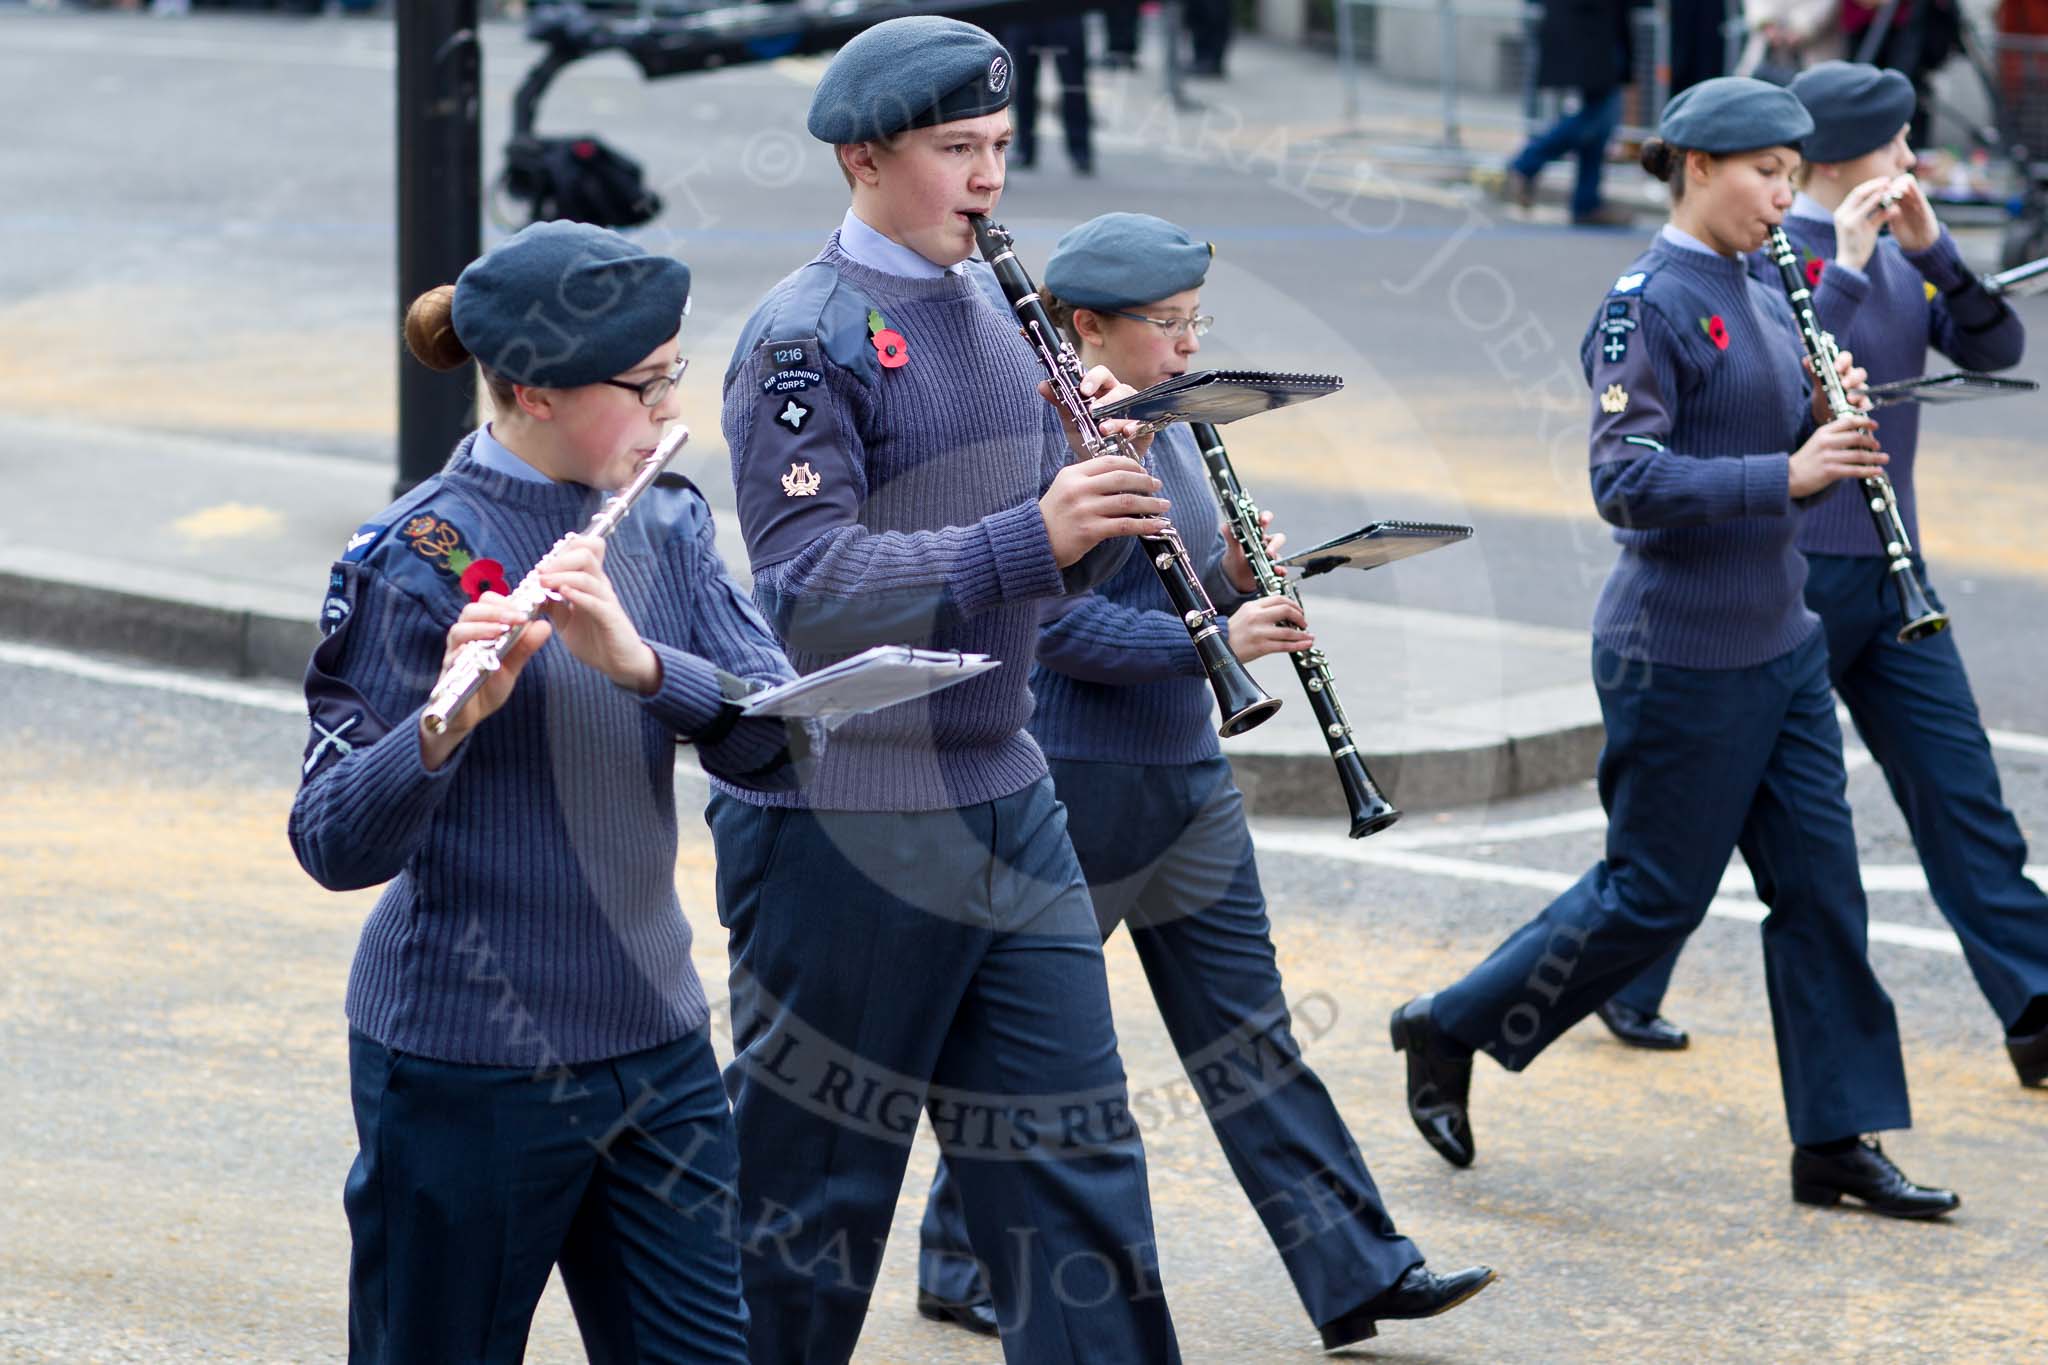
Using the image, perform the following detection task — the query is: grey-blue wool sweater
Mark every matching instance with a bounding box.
[1580,235,1822,669]
[289,434,802,1067]
[719,236,1126,812]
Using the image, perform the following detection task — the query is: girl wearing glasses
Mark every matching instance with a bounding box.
[910,212,1496,1353]
[289,221,804,1364]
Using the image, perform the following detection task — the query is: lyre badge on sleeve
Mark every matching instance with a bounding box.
[781,462,823,498]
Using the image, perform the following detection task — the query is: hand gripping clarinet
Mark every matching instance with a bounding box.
[1764,227,1948,643]
[1193,421,1400,836]
[968,214,1280,737]
[422,423,690,734]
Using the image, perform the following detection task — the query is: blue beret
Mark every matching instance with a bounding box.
[1790,62,1917,163]
[451,221,690,388]
[1044,213,1213,310]
[1657,76,1813,154]
[807,17,1013,144]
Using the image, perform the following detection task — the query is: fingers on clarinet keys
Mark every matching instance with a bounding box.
[1595,1000,1690,1050]
[1790,1139,1960,1220]
[1390,996,1475,1168]
[1317,1263,1499,1351]
[1040,459,1168,565]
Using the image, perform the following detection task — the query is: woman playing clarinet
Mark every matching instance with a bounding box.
[1390,78,1962,1219]
[909,213,1496,1352]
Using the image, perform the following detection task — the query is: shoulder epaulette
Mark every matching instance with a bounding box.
[730,261,882,391]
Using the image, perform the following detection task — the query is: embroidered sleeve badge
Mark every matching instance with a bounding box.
[1601,383,1629,413]
[401,514,494,593]
[781,462,823,497]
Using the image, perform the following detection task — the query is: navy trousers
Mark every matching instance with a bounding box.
[344,1027,748,1364]
[1510,86,1624,219]
[1613,556,2048,1033]
[1433,631,1913,1146]
[706,777,1179,1365]
[919,757,1423,1331]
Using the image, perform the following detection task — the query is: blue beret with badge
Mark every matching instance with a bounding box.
[450,220,690,389]
[806,16,1013,144]
[1044,212,1214,310]
[1656,75,1813,154]
[1789,62,1917,164]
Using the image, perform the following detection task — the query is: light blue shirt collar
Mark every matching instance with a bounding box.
[1790,192,1834,223]
[472,422,552,483]
[837,207,965,279]
[1658,223,1724,257]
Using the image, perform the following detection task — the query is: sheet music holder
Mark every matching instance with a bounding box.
[1865,371,2040,410]
[1279,521,1475,577]
[1982,256,2048,298]
[1089,370,1343,433]
[737,645,999,721]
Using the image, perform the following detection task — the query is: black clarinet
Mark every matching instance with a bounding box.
[1193,421,1400,837]
[1764,226,1948,643]
[969,214,1280,737]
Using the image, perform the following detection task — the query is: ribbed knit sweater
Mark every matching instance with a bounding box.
[719,236,1123,811]
[1031,423,1252,765]
[1580,236,1819,668]
[1750,219,2025,556]
[288,434,800,1066]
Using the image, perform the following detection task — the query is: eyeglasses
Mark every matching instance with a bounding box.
[1101,309,1214,340]
[600,355,689,407]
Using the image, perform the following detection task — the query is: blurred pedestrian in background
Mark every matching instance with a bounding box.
[1499,0,1643,227]
[1003,18,1096,175]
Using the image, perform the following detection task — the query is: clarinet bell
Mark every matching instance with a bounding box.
[1344,777,1401,839]
[1198,634,1282,737]
[1891,562,1949,643]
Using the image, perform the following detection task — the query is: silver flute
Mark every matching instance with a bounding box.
[421,423,689,735]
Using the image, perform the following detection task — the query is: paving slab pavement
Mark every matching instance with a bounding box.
[0,412,1603,817]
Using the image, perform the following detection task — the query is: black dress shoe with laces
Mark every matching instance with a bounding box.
[1318,1262,1499,1350]
[2008,1025,2048,1087]
[1790,1139,1960,1219]
[917,1289,999,1336]
[1595,999,1690,1051]
[1390,996,1475,1167]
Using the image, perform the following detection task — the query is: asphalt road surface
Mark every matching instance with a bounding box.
[4,643,2045,1362]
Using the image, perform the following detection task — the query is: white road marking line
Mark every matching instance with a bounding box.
[1988,728,2048,758]
[0,642,304,715]
[1249,831,1971,957]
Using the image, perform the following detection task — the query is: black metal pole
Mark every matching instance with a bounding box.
[396,1,482,496]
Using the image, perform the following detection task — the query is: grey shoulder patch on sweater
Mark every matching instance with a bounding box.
[728,261,881,390]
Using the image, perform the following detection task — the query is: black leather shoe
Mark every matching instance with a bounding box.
[1790,1139,1960,1220]
[2008,1026,2048,1087]
[1596,999,1690,1051]
[1390,996,1475,1168]
[917,1289,999,1337]
[1319,1263,1498,1350]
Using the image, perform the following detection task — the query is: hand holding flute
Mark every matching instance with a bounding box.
[419,425,688,761]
